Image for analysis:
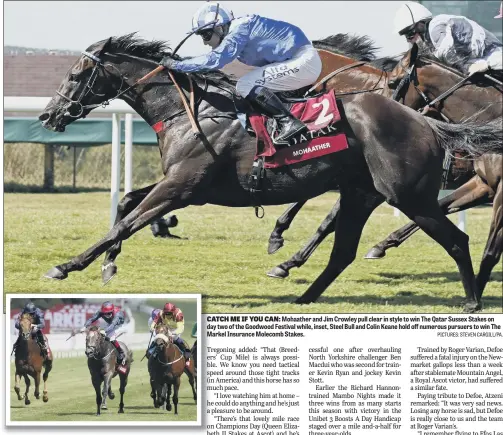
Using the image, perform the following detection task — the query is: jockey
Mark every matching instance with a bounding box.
[149,302,191,368]
[394,2,503,75]
[159,2,322,145]
[80,301,127,365]
[14,302,48,358]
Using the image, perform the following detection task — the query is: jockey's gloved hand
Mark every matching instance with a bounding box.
[32,325,38,332]
[468,60,489,75]
[104,335,111,341]
[160,56,177,70]
[80,327,86,333]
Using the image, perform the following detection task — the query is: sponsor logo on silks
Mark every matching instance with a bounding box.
[292,142,331,157]
[288,123,339,146]
[254,65,300,86]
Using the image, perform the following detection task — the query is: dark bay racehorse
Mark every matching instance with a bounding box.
[85,326,133,415]
[148,325,185,413]
[266,40,503,302]
[39,34,502,311]
[364,43,502,296]
[14,314,53,405]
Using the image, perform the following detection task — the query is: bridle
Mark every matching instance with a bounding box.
[55,51,127,118]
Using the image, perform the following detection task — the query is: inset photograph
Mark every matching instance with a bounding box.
[6,293,200,426]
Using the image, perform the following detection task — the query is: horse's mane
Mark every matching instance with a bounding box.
[417,43,469,76]
[20,313,32,320]
[104,32,236,86]
[313,33,398,72]
[88,325,100,332]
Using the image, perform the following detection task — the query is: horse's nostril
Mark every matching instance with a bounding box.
[39,113,50,122]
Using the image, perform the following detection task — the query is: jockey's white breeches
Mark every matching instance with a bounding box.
[485,47,503,70]
[235,44,322,97]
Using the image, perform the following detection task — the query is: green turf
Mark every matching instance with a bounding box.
[9,356,198,422]
[4,192,502,313]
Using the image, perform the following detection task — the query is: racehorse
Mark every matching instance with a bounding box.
[13,313,53,405]
[266,38,502,303]
[39,34,502,312]
[364,43,502,297]
[148,325,186,413]
[85,326,133,415]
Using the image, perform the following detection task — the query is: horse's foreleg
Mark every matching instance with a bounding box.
[44,176,193,281]
[42,359,52,403]
[14,372,22,400]
[297,191,382,304]
[365,176,493,259]
[23,374,31,405]
[118,373,128,414]
[166,383,172,412]
[476,181,502,298]
[184,364,197,401]
[92,376,102,416]
[268,201,307,254]
[173,377,180,415]
[34,371,41,400]
[101,373,113,410]
[101,183,158,284]
[150,378,157,407]
[268,199,341,279]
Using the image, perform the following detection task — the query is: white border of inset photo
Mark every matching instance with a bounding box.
[5,293,201,427]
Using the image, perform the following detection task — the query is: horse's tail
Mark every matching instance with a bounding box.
[425,116,503,158]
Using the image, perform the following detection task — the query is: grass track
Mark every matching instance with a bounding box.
[4,192,502,313]
[9,356,197,422]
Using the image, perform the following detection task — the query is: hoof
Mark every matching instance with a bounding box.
[166,403,172,412]
[96,413,101,416]
[109,392,115,400]
[35,393,40,400]
[364,246,386,259]
[165,215,178,228]
[154,402,160,409]
[267,266,289,279]
[118,408,124,414]
[294,296,313,305]
[43,395,49,403]
[463,301,482,313]
[102,263,117,285]
[267,237,284,255]
[101,404,108,410]
[25,399,31,406]
[44,265,67,280]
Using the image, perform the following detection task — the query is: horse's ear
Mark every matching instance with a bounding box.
[99,37,113,56]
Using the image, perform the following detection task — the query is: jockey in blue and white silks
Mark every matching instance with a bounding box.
[14,302,48,358]
[394,2,503,75]
[160,2,322,145]
[80,301,127,364]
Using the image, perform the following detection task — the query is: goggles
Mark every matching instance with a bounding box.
[196,29,215,42]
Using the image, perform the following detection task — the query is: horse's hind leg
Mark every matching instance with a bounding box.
[476,181,502,298]
[296,190,383,304]
[44,175,194,280]
[401,200,480,312]
[101,183,159,284]
[365,176,492,259]
[268,201,307,254]
[23,374,31,405]
[14,372,23,400]
[268,198,341,279]
[34,371,41,400]
[118,374,128,414]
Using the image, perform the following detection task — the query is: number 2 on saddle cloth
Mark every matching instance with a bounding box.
[247,90,349,169]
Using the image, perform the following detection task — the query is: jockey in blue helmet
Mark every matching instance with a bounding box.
[14,302,48,358]
[160,2,322,145]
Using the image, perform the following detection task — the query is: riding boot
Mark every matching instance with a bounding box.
[246,85,308,146]
[174,337,191,368]
[112,339,126,365]
[36,331,48,359]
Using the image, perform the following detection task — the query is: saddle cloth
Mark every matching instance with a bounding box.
[248,90,349,168]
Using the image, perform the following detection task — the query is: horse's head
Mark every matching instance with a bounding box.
[388,43,419,90]
[85,326,105,358]
[18,314,33,340]
[39,37,122,132]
